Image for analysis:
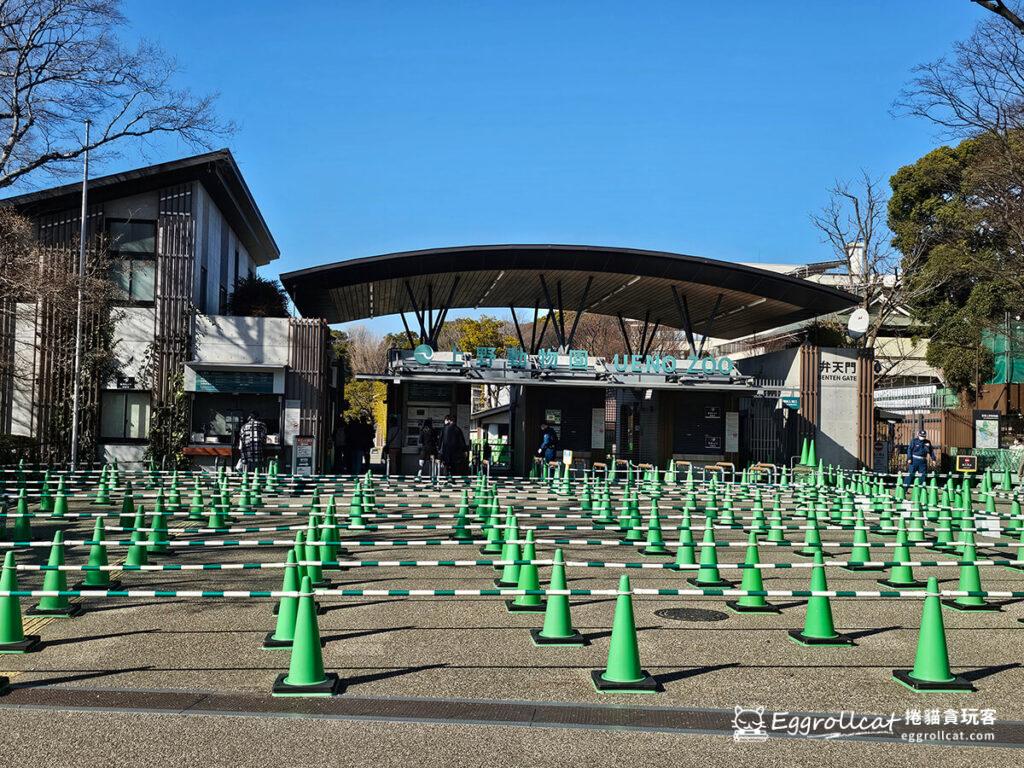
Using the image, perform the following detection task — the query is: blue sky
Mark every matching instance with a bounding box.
[29,1,986,333]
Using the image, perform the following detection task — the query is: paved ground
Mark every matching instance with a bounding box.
[2,475,1023,765]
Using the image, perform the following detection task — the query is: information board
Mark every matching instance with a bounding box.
[293,435,315,476]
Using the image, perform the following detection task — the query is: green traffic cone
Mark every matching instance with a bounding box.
[687,518,732,588]
[531,549,585,646]
[640,503,670,556]
[52,475,69,519]
[591,575,659,693]
[188,479,205,521]
[845,510,881,571]
[0,551,42,652]
[271,576,340,696]
[117,480,135,529]
[495,513,521,587]
[878,520,926,589]
[942,544,1001,612]
[12,488,31,543]
[27,530,82,618]
[893,577,975,692]
[74,518,119,590]
[673,520,696,569]
[727,530,779,613]
[264,550,300,649]
[508,530,544,612]
[788,551,852,646]
[125,507,149,567]
[39,471,52,515]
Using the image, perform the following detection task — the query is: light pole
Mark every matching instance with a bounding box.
[69,120,91,471]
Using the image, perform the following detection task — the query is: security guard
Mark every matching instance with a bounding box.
[904,429,936,487]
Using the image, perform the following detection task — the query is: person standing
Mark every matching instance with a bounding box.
[331,418,347,474]
[904,429,935,487]
[238,411,267,473]
[439,414,467,478]
[537,421,559,462]
[417,418,437,478]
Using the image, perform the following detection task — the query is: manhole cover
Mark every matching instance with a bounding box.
[654,607,729,622]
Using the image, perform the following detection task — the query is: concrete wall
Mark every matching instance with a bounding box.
[193,314,290,366]
[735,347,800,387]
[193,184,255,315]
[101,443,147,467]
[10,303,38,436]
[817,347,860,469]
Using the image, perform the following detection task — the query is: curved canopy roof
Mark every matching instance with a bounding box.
[281,244,858,340]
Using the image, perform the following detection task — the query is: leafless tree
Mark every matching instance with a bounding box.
[810,174,934,368]
[345,325,389,374]
[0,206,119,455]
[0,0,232,189]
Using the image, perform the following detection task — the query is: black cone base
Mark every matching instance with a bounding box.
[893,668,976,693]
[271,672,341,697]
[787,628,855,647]
[878,579,927,589]
[941,599,1002,612]
[0,635,41,654]
[590,669,661,693]
[530,628,586,646]
[795,549,833,558]
[494,579,518,588]
[726,600,781,614]
[261,632,293,650]
[26,603,83,618]
[73,580,121,591]
[687,577,734,588]
[505,599,545,613]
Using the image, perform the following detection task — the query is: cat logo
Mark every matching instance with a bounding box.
[732,705,768,742]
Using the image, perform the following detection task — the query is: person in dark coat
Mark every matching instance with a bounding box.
[438,414,467,478]
[417,418,437,478]
[904,429,936,487]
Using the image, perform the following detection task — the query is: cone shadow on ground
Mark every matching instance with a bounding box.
[41,629,152,648]
[582,625,659,643]
[654,662,740,686]
[320,599,407,614]
[959,662,1021,682]
[340,663,448,689]
[7,666,152,689]
[320,626,414,644]
[844,625,901,641]
[83,600,189,614]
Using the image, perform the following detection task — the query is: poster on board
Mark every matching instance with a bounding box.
[293,435,315,476]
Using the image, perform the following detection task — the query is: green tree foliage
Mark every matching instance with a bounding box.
[226,275,290,318]
[437,315,518,355]
[888,135,1023,399]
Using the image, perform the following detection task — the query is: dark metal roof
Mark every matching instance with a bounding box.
[0,149,279,265]
[281,244,859,339]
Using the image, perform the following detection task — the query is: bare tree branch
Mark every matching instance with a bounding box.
[0,0,232,189]
[972,0,1024,34]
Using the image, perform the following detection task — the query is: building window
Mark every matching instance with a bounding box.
[219,284,228,315]
[100,391,151,441]
[199,265,208,313]
[107,219,157,303]
[234,248,240,286]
